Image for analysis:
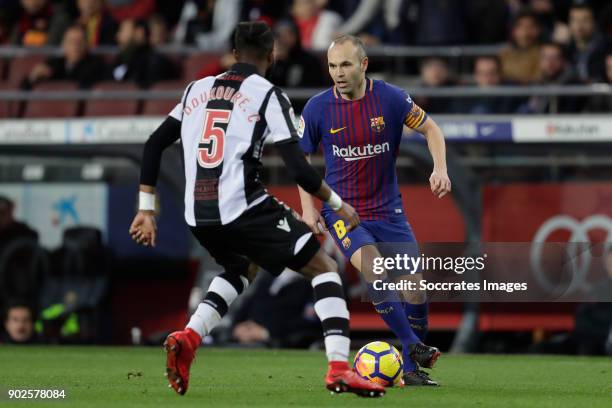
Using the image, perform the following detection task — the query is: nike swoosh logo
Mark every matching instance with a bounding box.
[343,155,375,161]
[330,127,347,134]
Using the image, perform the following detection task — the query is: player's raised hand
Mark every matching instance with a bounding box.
[302,207,327,235]
[335,202,360,231]
[429,170,451,198]
[129,210,157,247]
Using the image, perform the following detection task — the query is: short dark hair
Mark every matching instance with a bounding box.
[541,41,568,60]
[420,57,449,70]
[233,21,274,59]
[2,299,35,323]
[513,8,540,27]
[65,24,87,36]
[475,55,502,70]
[570,0,594,14]
[0,195,13,210]
[134,19,150,41]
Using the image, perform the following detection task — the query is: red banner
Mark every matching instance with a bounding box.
[483,182,612,242]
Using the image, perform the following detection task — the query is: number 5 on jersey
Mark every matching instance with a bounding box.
[198,109,231,168]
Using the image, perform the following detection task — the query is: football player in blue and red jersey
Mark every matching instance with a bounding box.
[298,35,451,386]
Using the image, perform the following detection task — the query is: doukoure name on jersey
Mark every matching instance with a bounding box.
[183,85,250,117]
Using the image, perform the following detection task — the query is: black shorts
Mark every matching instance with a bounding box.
[189,196,320,276]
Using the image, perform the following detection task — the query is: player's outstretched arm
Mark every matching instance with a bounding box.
[417,117,452,198]
[129,117,181,247]
[129,184,158,247]
[297,154,327,234]
[313,181,360,232]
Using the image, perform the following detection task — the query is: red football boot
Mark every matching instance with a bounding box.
[163,328,200,395]
[325,361,385,398]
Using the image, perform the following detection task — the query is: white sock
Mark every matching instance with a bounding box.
[186,274,249,337]
[186,303,221,338]
[312,272,350,362]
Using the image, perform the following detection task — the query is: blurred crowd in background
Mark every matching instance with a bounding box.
[0,0,608,114]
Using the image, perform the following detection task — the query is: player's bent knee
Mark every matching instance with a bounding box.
[299,249,338,280]
[246,262,259,282]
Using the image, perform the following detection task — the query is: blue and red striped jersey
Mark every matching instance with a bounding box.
[298,78,428,220]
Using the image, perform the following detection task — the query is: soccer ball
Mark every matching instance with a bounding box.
[353,341,403,387]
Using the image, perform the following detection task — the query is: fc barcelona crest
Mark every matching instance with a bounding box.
[342,237,352,249]
[370,116,385,132]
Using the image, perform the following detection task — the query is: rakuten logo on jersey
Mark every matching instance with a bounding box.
[331,142,390,161]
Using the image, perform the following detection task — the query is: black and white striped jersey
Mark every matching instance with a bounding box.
[169,63,299,226]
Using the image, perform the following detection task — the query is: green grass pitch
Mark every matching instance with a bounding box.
[0,346,610,407]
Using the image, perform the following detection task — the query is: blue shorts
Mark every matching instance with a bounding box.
[322,210,420,277]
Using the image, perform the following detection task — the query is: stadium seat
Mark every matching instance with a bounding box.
[183,53,221,82]
[141,80,185,116]
[7,54,46,88]
[0,229,43,306]
[0,59,8,81]
[83,81,140,117]
[23,81,80,118]
[0,83,18,118]
[41,226,111,343]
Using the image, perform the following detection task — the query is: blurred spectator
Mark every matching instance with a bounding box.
[473,56,502,86]
[499,9,543,83]
[107,0,155,22]
[464,56,522,114]
[585,49,612,111]
[173,0,239,49]
[332,0,406,45]
[413,57,457,114]
[76,0,118,46]
[528,0,571,43]
[1,301,37,344]
[241,0,289,27]
[538,41,578,83]
[0,0,20,44]
[410,0,468,45]
[466,0,509,44]
[567,2,607,82]
[10,0,71,46]
[0,196,39,312]
[229,269,320,348]
[109,19,177,87]
[521,42,584,113]
[0,195,37,250]
[152,0,184,30]
[268,19,326,88]
[22,25,106,89]
[291,0,342,50]
[148,13,169,46]
[601,2,612,42]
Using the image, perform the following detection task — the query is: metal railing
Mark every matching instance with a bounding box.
[0,84,609,101]
[0,44,504,58]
